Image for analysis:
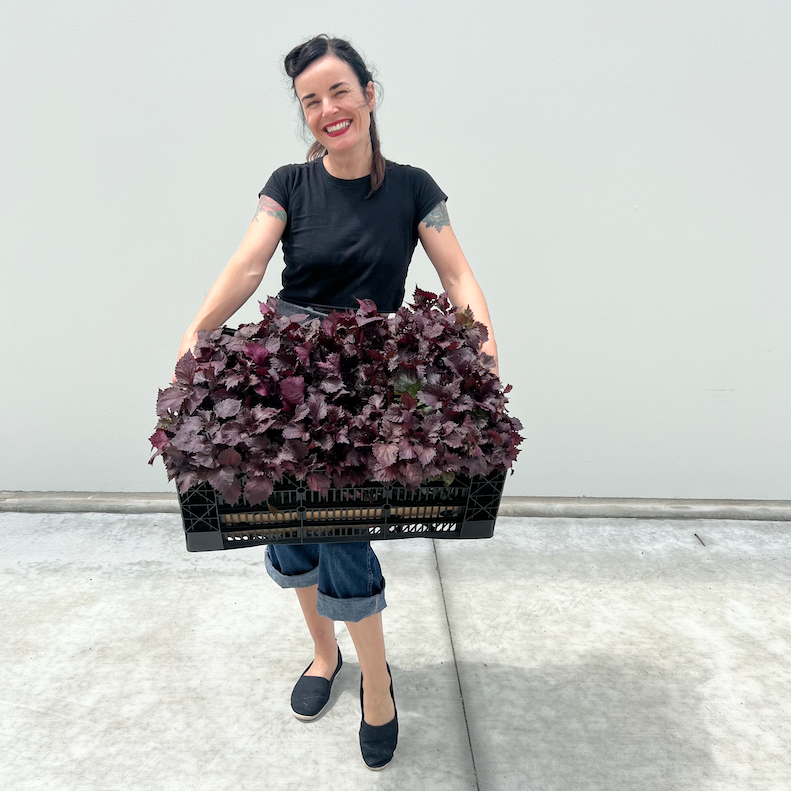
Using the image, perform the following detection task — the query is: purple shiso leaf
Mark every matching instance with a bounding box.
[214,398,242,419]
[224,372,247,389]
[171,419,208,453]
[174,350,197,385]
[217,448,243,467]
[442,431,466,449]
[157,387,189,416]
[295,341,313,367]
[307,393,329,424]
[407,287,438,310]
[397,438,416,460]
[417,388,443,408]
[414,444,437,466]
[192,451,218,469]
[253,380,271,397]
[251,419,277,435]
[478,351,497,369]
[278,439,309,463]
[465,323,489,349]
[398,461,424,488]
[223,336,247,355]
[371,462,399,483]
[244,341,270,366]
[217,421,247,446]
[282,423,309,440]
[316,352,342,376]
[292,402,311,421]
[317,376,345,394]
[368,393,386,410]
[165,445,187,463]
[177,471,199,494]
[465,455,491,477]
[373,442,399,467]
[259,297,278,317]
[399,390,418,409]
[149,428,171,450]
[334,426,350,445]
[244,474,274,506]
[207,466,241,504]
[306,472,332,496]
[279,376,306,405]
[379,420,400,442]
[486,429,505,446]
[252,405,278,421]
[183,386,209,414]
[354,297,380,314]
[355,313,385,327]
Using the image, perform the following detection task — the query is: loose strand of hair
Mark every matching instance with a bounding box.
[307,141,326,161]
[366,113,385,198]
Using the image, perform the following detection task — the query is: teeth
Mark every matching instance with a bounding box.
[325,120,351,133]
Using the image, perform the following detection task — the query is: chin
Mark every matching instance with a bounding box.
[326,139,357,152]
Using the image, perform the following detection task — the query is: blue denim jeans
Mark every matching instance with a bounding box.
[265,542,387,623]
[263,296,388,623]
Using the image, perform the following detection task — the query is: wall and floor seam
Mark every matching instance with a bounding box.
[2,492,790,521]
[433,538,481,791]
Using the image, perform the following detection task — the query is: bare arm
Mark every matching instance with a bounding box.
[175,195,286,366]
[417,201,499,376]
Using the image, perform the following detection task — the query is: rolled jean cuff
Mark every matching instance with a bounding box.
[264,546,320,589]
[316,577,387,623]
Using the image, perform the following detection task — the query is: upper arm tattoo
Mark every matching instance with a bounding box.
[253,195,286,223]
[420,201,450,233]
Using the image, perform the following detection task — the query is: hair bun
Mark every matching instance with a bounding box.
[284,48,302,78]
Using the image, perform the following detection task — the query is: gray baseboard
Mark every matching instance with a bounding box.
[2,491,790,520]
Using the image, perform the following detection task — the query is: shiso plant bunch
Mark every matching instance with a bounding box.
[150,288,523,506]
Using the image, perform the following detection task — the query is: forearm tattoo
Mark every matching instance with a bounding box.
[253,195,286,223]
[421,201,450,233]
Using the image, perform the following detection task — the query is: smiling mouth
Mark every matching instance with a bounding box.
[323,119,352,134]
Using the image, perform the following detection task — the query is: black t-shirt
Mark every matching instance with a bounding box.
[259,158,447,313]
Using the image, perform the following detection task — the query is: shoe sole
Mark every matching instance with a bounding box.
[361,754,393,771]
[293,709,324,722]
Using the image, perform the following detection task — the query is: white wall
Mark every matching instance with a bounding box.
[1,1,789,498]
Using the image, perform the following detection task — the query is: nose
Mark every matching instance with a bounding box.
[321,95,339,117]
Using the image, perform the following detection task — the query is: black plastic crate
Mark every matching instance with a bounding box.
[177,469,507,551]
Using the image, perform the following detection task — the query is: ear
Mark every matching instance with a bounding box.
[365,80,376,112]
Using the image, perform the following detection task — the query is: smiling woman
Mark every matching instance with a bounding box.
[174,33,499,772]
[287,37,383,190]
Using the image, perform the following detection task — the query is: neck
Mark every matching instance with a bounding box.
[323,139,373,180]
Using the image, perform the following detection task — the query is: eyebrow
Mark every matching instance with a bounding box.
[300,82,350,103]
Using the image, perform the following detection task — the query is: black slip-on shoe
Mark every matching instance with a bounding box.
[359,662,398,770]
[290,644,343,721]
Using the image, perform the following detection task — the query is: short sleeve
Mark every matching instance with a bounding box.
[258,165,294,213]
[410,167,449,226]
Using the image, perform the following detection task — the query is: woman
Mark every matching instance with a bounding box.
[175,35,499,770]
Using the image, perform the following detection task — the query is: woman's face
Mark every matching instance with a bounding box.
[294,55,375,158]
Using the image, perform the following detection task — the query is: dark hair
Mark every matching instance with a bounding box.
[285,35,385,198]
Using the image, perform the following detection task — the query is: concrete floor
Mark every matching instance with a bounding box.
[1,513,789,791]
